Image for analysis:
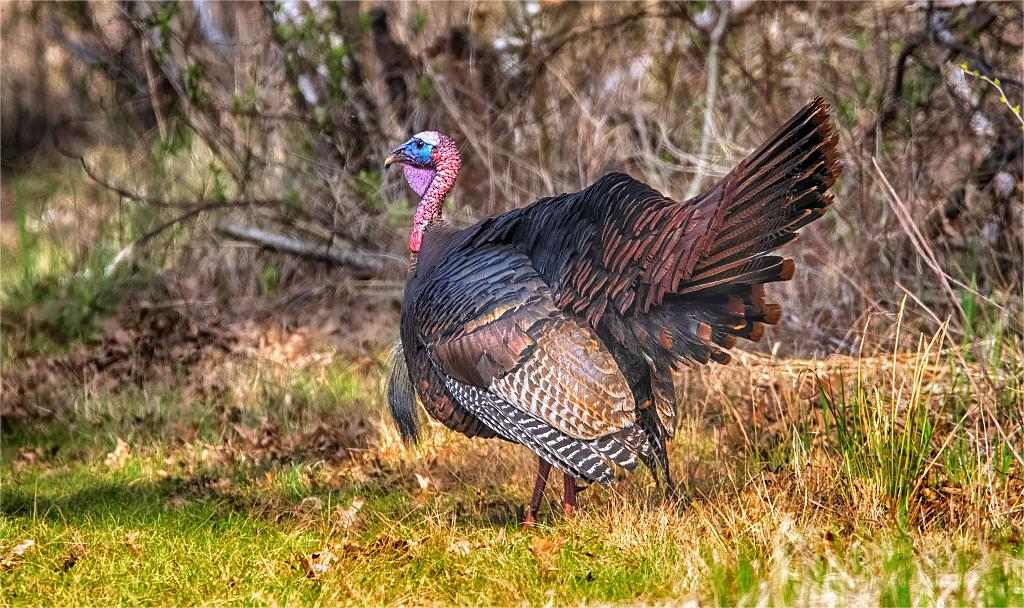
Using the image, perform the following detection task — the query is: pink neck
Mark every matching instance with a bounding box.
[408,143,460,254]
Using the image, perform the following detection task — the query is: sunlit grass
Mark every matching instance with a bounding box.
[3,451,1021,606]
[819,309,943,517]
[3,339,1022,605]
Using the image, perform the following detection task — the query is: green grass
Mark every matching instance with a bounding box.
[6,455,1020,606]
[2,463,326,605]
[3,348,1023,606]
[818,329,941,517]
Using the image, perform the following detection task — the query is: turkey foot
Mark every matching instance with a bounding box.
[523,458,552,528]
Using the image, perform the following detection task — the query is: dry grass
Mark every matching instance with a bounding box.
[3,319,1021,605]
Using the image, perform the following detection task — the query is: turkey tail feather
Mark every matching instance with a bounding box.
[689,97,840,285]
[386,341,420,443]
[630,98,840,436]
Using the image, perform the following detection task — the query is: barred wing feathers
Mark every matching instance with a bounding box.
[411,244,648,482]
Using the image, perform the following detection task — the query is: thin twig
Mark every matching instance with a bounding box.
[140,37,168,141]
[872,158,1008,324]
[685,2,730,199]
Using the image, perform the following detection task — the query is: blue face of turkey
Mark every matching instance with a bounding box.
[385,131,440,169]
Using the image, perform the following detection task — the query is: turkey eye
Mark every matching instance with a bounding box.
[414,141,424,148]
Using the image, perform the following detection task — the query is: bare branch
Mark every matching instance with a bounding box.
[105,200,279,276]
[215,222,393,274]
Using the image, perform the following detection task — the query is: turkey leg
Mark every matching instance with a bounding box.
[562,473,577,516]
[524,458,552,527]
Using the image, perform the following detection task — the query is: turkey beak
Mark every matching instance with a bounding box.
[384,148,403,168]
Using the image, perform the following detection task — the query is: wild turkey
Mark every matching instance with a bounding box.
[385,98,840,523]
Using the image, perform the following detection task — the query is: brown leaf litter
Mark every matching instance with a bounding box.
[227,418,373,465]
[2,297,365,421]
[2,305,237,419]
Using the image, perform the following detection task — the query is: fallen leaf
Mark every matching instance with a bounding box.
[165,496,188,510]
[105,437,130,470]
[299,496,323,512]
[1,539,35,571]
[448,540,472,556]
[12,539,35,557]
[366,534,414,557]
[334,497,364,530]
[299,548,335,579]
[124,532,142,557]
[112,328,133,345]
[16,448,40,465]
[60,535,87,573]
[530,536,566,572]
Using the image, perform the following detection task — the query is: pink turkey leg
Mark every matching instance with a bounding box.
[524,458,552,528]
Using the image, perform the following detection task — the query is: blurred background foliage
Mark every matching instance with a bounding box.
[1,0,1021,371]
